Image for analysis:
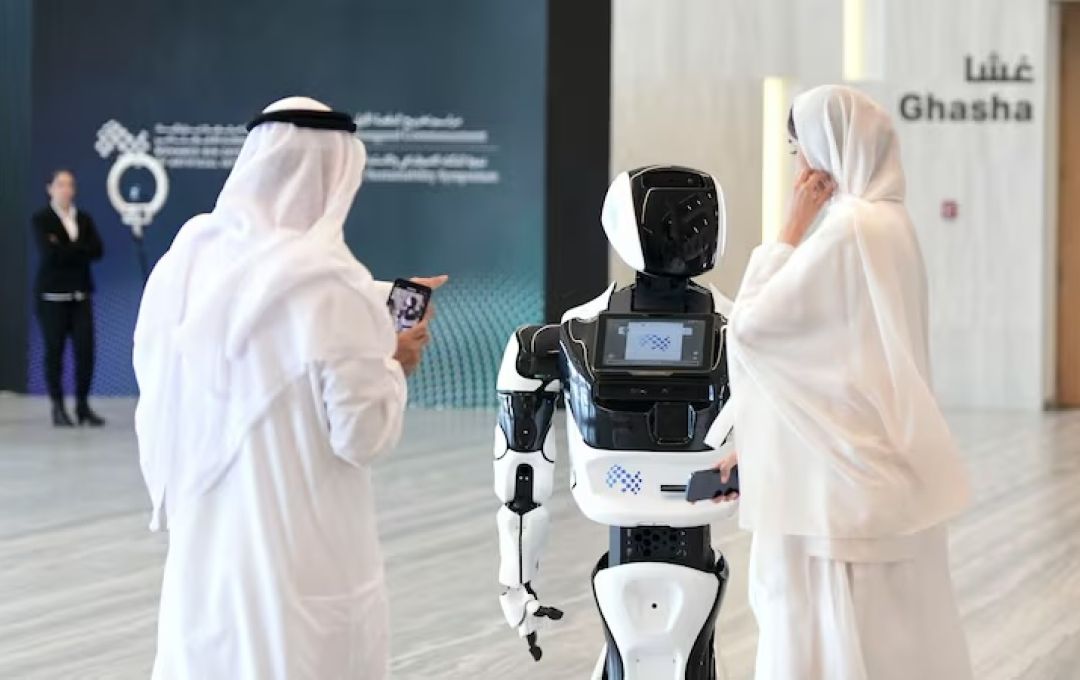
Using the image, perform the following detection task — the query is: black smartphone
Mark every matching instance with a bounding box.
[387,278,432,332]
[685,466,739,503]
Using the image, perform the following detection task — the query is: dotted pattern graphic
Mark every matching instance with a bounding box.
[605,464,644,495]
[27,270,542,408]
[406,271,542,407]
[639,334,672,352]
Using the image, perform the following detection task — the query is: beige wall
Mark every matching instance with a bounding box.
[611,0,1053,409]
[610,0,845,294]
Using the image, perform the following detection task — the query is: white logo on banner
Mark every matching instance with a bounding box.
[95,120,170,238]
[93,112,500,223]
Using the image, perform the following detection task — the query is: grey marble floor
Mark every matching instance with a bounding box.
[1,394,1079,679]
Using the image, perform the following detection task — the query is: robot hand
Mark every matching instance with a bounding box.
[499,583,565,661]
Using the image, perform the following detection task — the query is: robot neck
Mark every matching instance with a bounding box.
[631,272,695,313]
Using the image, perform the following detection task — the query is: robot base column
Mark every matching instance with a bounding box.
[591,553,728,680]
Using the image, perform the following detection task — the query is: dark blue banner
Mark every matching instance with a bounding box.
[29,0,547,406]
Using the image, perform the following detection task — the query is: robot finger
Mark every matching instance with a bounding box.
[535,605,564,620]
[525,631,543,662]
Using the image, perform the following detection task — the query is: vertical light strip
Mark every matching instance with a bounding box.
[843,0,866,81]
[761,76,788,244]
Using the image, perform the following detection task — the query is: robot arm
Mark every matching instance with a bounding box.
[494,324,564,661]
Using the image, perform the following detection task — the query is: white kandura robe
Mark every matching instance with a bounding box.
[727,85,973,680]
[151,354,404,680]
[135,97,406,680]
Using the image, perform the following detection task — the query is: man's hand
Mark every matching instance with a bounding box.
[410,274,449,294]
[394,321,429,376]
[712,450,740,503]
[392,275,447,375]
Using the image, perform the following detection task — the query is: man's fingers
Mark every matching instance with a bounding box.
[411,274,449,290]
[400,324,430,351]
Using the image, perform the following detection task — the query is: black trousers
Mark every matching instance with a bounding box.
[36,298,95,404]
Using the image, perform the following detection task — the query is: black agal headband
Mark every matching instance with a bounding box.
[246,109,357,133]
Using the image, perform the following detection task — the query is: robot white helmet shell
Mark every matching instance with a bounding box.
[601,172,644,271]
[601,166,727,278]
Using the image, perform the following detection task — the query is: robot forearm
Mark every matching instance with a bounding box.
[495,500,563,659]
[496,494,550,587]
[494,428,563,658]
[493,325,564,660]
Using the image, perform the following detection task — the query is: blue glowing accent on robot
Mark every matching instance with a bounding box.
[604,464,644,495]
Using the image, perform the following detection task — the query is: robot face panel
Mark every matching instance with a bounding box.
[602,166,726,278]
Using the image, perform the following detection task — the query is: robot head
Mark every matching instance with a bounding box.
[601,166,726,278]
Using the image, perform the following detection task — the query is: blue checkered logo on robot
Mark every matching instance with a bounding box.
[605,464,644,495]
[639,334,672,352]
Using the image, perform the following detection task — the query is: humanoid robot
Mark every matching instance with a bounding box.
[493,166,738,680]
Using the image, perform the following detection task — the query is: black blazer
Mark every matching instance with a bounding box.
[32,207,104,295]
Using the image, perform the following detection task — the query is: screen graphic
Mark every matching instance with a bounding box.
[388,285,428,332]
[600,318,708,369]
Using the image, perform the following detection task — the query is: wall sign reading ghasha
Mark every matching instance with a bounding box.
[900,53,1034,123]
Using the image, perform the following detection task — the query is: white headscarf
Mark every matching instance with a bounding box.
[134,96,395,529]
[728,85,970,538]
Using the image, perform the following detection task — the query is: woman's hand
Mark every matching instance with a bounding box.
[711,450,739,503]
[779,169,835,247]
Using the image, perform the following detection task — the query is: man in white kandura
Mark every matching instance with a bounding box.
[134,96,444,680]
[715,85,975,679]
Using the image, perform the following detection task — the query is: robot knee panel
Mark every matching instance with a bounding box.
[493,447,555,506]
[496,504,551,586]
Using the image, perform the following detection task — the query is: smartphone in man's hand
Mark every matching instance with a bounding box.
[387,278,432,332]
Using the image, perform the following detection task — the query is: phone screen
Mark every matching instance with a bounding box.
[387,280,431,332]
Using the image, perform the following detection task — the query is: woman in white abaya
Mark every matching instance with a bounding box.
[134,97,428,680]
[719,85,975,680]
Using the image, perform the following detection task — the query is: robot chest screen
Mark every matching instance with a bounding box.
[557,310,728,452]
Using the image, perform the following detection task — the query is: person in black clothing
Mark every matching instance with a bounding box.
[32,169,105,426]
